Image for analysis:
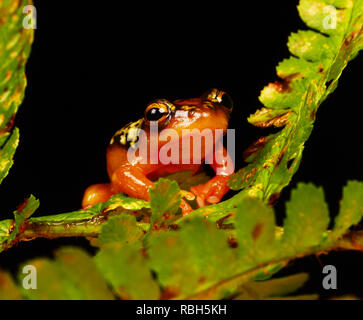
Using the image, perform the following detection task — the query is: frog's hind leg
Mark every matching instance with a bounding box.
[111,164,195,216]
[82,183,114,209]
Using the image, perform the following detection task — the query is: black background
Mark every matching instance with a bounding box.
[0,0,362,299]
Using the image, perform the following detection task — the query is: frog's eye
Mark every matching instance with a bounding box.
[146,107,167,121]
[205,89,233,111]
[220,92,234,111]
[144,100,171,123]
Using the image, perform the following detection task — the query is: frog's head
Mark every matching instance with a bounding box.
[144,89,233,134]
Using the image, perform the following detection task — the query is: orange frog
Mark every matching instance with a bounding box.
[82,89,235,215]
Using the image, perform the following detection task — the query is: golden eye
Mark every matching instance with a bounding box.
[205,89,234,111]
[144,100,171,123]
[219,92,234,110]
[146,107,166,121]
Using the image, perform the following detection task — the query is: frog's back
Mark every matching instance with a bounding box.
[109,118,145,149]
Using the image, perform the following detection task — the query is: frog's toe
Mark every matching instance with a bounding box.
[190,185,206,208]
[191,177,229,207]
[180,190,195,201]
[180,199,193,216]
[206,195,222,204]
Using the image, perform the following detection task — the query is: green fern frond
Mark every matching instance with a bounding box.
[229,0,363,204]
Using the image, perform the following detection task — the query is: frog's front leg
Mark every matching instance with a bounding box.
[111,163,153,200]
[191,145,234,208]
[81,164,153,209]
[111,163,193,215]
